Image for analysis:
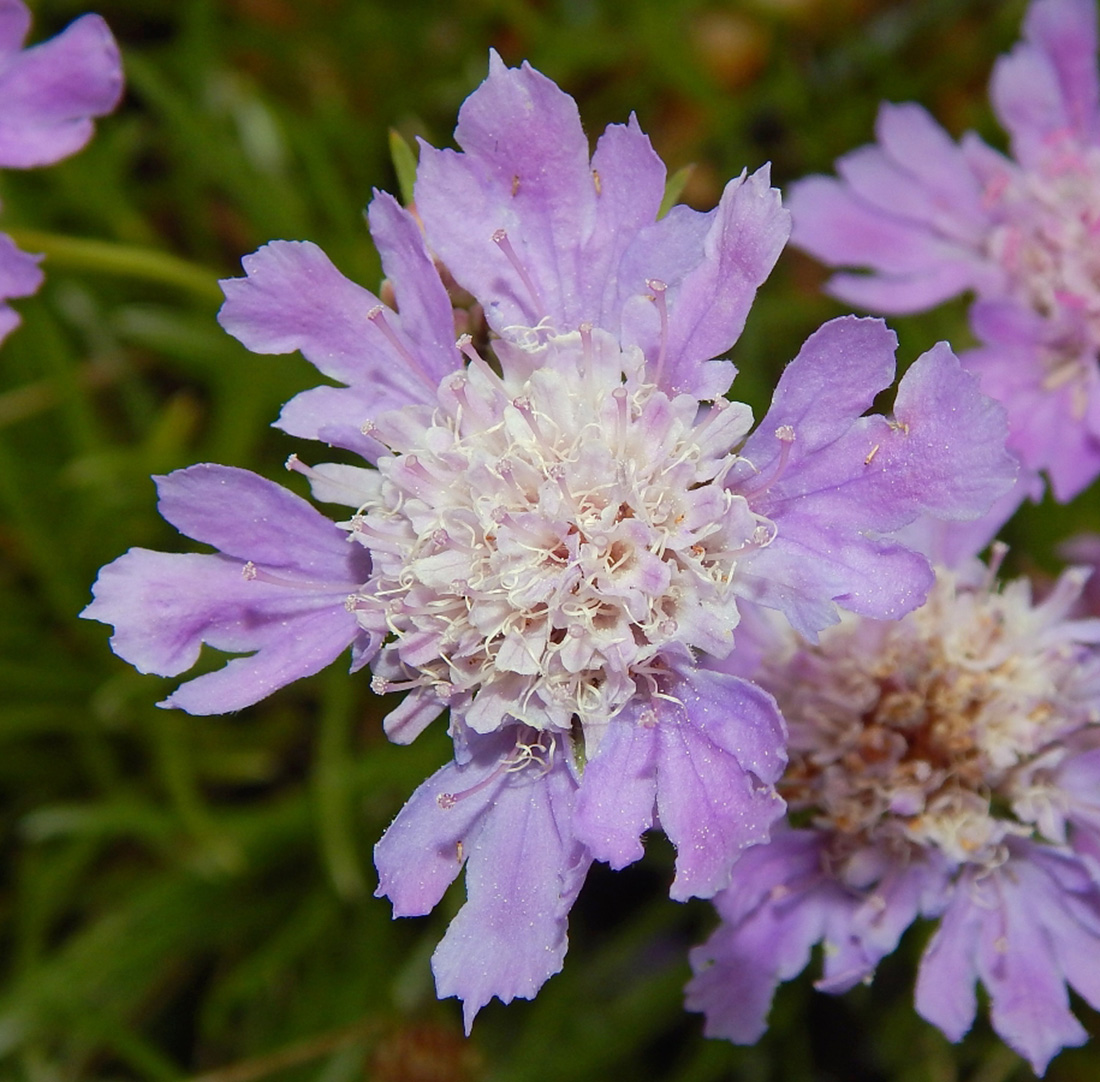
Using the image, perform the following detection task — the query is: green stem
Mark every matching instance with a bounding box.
[6,229,225,305]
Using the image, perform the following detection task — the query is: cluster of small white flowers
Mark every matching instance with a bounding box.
[761,564,1100,880]
[347,326,774,751]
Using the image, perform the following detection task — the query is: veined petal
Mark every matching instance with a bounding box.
[218,240,439,406]
[154,464,362,575]
[82,548,367,715]
[431,754,590,1032]
[656,670,786,900]
[573,701,658,869]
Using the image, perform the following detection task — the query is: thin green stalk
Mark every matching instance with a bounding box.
[6,229,224,305]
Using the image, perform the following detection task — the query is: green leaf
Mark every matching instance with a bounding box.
[388,129,420,206]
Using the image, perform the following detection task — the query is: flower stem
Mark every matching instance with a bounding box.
[5,228,225,304]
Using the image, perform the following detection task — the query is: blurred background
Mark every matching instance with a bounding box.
[3,0,1098,1079]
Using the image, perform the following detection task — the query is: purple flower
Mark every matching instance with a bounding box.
[687,553,1100,1075]
[0,0,122,340]
[788,0,1100,500]
[86,54,1016,1025]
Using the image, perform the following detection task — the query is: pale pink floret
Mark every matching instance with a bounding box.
[688,552,1100,1075]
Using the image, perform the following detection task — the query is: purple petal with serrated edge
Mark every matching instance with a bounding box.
[431,756,590,1031]
[366,191,461,375]
[276,384,386,461]
[0,12,121,168]
[686,830,860,1042]
[736,528,934,637]
[872,103,987,230]
[740,316,897,478]
[218,240,439,408]
[573,702,658,869]
[582,115,666,324]
[82,548,367,715]
[657,166,788,396]
[914,880,983,1042]
[825,261,985,315]
[656,670,786,901]
[865,342,1016,520]
[415,51,595,333]
[964,301,1100,500]
[974,861,1088,1075]
[374,730,514,916]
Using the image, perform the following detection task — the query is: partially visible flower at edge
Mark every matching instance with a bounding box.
[787,0,1100,501]
[686,541,1100,1076]
[83,53,1017,1027]
[0,0,123,341]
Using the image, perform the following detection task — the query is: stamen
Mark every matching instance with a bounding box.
[740,425,796,498]
[455,334,482,366]
[241,560,350,593]
[579,322,593,375]
[647,279,669,386]
[492,229,546,317]
[367,305,437,389]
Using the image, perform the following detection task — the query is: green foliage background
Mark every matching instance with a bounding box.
[3,0,1099,1079]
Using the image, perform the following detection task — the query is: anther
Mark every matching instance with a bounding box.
[492,229,546,317]
[455,335,483,367]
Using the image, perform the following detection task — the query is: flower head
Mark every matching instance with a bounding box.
[788,0,1100,499]
[0,0,122,340]
[687,554,1100,1075]
[86,54,1016,1026]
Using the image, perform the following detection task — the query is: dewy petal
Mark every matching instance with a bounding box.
[374,729,515,917]
[218,241,445,432]
[431,754,590,1032]
[365,191,462,377]
[0,231,43,341]
[415,50,596,333]
[656,165,788,396]
[656,669,787,901]
[735,319,1014,634]
[82,548,367,715]
[0,11,122,168]
[82,465,372,714]
[573,699,658,870]
[275,384,386,461]
[740,316,896,477]
[582,115,667,325]
[153,464,360,575]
